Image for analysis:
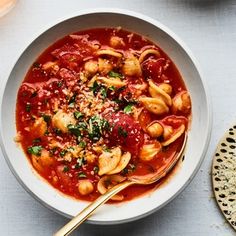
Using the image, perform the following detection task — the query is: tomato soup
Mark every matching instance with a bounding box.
[16,28,191,202]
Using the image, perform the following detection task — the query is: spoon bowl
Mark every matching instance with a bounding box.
[54,133,187,236]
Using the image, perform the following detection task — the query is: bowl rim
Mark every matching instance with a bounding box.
[0,8,212,225]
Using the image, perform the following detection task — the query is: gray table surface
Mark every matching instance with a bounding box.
[1,0,236,235]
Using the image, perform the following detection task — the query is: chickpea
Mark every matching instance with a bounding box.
[163,125,174,140]
[98,58,113,75]
[110,36,125,48]
[172,91,191,114]
[146,122,164,138]
[159,83,172,95]
[32,117,47,136]
[140,141,162,161]
[78,179,94,196]
[122,56,142,77]
[84,60,98,75]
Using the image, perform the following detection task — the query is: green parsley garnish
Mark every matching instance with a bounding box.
[74,111,84,120]
[63,166,69,172]
[118,126,128,138]
[57,81,63,88]
[78,172,87,178]
[27,145,42,156]
[68,94,76,106]
[60,150,67,157]
[41,114,51,123]
[26,104,31,112]
[109,86,116,91]
[67,124,81,137]
[76,157,86,168]
[103,147,111,153]
[124,104,133,114]
[108,71,123,79]
[88,116,110,142]
[33,62,40,68]
[78,141,86,148]
[100,87,107,99]
[93,166,99,174]
[33,138,41,144]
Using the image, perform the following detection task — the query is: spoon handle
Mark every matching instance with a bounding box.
[54,180,134,236]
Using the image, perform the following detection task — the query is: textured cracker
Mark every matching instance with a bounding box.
[212,125,236,231]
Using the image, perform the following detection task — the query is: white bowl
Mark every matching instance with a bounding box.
[0,9,212,224]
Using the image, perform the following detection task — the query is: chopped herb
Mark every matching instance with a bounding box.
[100,87,107,99]
[118,126,128,138]
[44,130,49,136]
[129,164,136,171]
[90,81,100,95]
[63,166,69,172]
[33,138,41,144]
[121,168,129,175]
[77,122,87,130]
[41,114,51,123]
[31,91,38,98]
[124,104,133,114]
[68,94,77,106]
[27,145,42,156]
[54,128,62,135]
[75,157,86,169]
[33,62,40,68]
[78,172,87,178]
[116,86,126,93]
[88,116,110,142]
[103,147,111,153]
[109,86,116,91]
[43,99,48,105]
[68,102,75,108]
[74,111,84,120]
[67,146,74,151]
[49,147,57,156]
[108,71,123,79]
[57,81,63,87]
[78,141,86,148]
[67,124,81,137]
[26,104,31,112]
[60,150,67,157]
[93,166,99,174]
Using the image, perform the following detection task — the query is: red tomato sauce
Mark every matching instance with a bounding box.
[16,28,191,202]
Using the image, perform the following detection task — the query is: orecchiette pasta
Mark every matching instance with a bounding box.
[139,48,160,63]
[97,49,123,58]
[140,141,162,161]
[98,147,121,176]
[107,152,131,174]
[139,97,169,115]
[148,80,172,106]
[159,83,172,95]
[162,124,185,146]
[97,76,126,88]
[97,175,125,201]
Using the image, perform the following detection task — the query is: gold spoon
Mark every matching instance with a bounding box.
[54,133,187,236]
